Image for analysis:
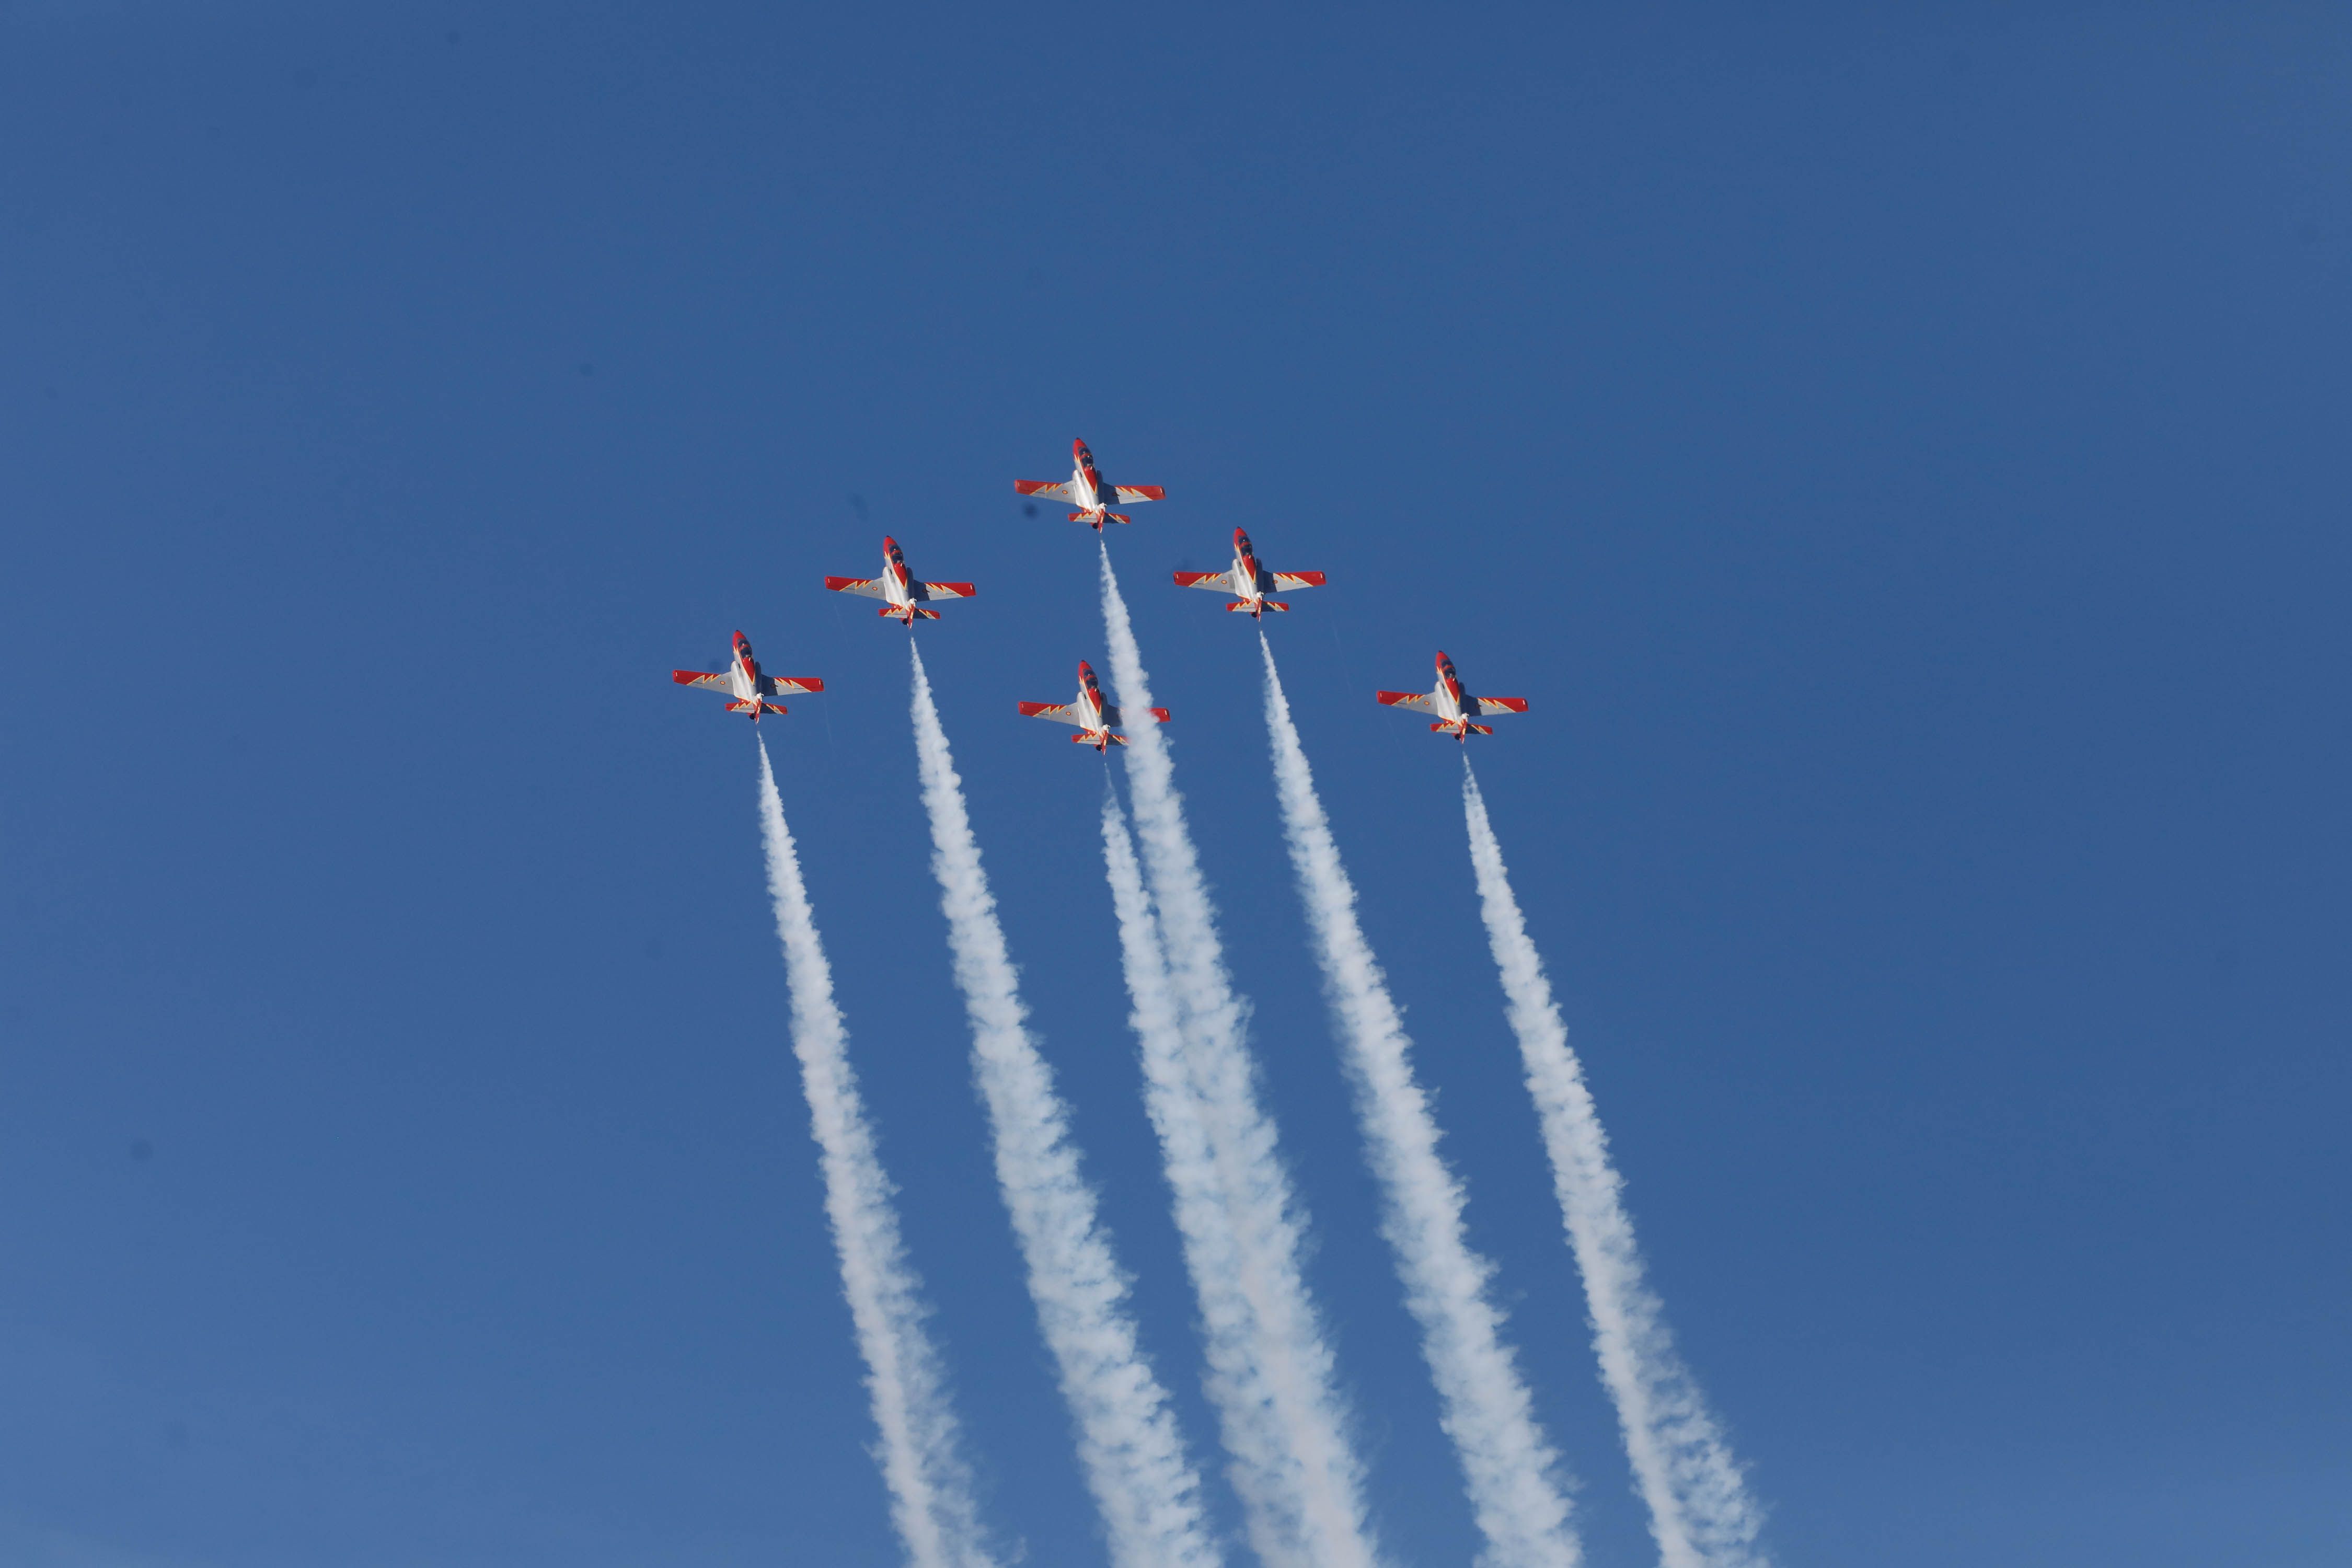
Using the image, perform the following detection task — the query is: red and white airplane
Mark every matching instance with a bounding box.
[1014,438,1166,530]
[1018,660,1169,752]
[1377,651,1528,742]
[1173,527,1326,619]
[672,631,824,722]
[824,536,977,626]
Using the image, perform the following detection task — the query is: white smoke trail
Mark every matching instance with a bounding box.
[1461,763,1768,1568]
[904,644,1223,1568]
[1256,638,1581,1568]
[1097,546,1382,1568]
[754,740,998,1568]
[1094,788,1282,1561]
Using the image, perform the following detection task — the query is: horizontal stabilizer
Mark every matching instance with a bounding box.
[727,699,791,717]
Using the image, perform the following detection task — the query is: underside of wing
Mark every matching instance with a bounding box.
[915,581,977,601]
[1173,571,1234,591]
[1018,701,1083,725]
[673,670,730,690]
[1472,696,1529,716]
[762,676,826,696]
[1015,480,1077,503]
[1377,690,1438,714]
[1112,485,1165,504]
[1269,571,1327,591]
[825,576,888,599]
[1101,705,1170,725]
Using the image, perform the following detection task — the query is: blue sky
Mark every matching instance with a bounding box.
[3,3,2348,1564]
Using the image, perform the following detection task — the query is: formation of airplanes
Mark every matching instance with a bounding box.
[672,439,1528,745]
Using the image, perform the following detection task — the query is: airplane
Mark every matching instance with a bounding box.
[672,631,824,722]
[1376,651,1527,742]
[824,535,977,625]
[1018,660,1169,752]
[1173,527,1326,619]
[1014,437,1166,530]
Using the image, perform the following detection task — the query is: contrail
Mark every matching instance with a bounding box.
[1098,546,1381,1568]
[754,740,998,1568]
[1461,764,1769,1568]
[1095,787,1287,1566]
[1258,637,1582,1568]
[905,644,1223,1568]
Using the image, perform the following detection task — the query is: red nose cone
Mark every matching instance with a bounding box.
[1078,659,1094,676]
[883,535,898,552]
[734,631,751,650]
[1073,437,1087,455]
[1435,650,1450,668]
[1234,527,1252,549]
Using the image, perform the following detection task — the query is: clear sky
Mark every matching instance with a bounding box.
[3,4,2347,1565]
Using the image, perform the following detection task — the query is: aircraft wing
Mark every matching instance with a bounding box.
[914,581,977,601]
[1015,480,1078,503]
[1112,485,1166,504]
[1173,571,1234,591]
[673,670,731,690]
[1471,696,1529,716]
[761,676,826,696]
[1376,690,1439,714]
[1101,705,1170,725]
[1018,701,1084,725]
[1269,571,1327,591]
[825,576,889,599]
